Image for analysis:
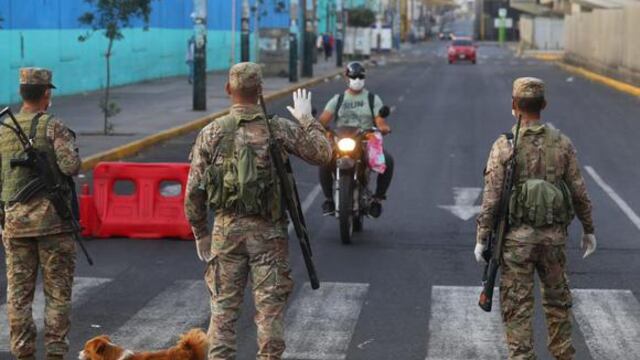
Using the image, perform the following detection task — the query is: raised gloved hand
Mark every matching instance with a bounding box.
[474,242,487,264]
[581,233,597,259]
[196,235,212,262]
[286,88,313,121]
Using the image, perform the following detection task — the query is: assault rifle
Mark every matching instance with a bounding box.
[478,114,522,312]
[0,107,93,265]
[259,96,320,290]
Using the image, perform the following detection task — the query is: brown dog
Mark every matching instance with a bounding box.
[79,329,208,360]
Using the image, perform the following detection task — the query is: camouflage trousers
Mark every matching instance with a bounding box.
[500,240,575,360]
[204,224,294,360]
[2,233,76,360]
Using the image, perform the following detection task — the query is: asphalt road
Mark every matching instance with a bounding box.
[2,25,640,360]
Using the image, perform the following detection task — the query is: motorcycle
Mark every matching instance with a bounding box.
[331,106,390,244]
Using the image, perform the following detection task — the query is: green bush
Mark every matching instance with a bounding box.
[347,7,376,27]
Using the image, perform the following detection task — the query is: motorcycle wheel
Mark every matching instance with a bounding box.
[339,171,354,244]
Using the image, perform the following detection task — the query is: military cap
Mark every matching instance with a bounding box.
[19,67,56,89]
[229,62,262,90]
[512,77,544,98]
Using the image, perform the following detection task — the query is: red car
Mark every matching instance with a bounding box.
[448,38,477,64]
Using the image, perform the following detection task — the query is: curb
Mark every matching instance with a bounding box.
[531,54,640,99]
[81,69,342,171]
[554,62,640,98]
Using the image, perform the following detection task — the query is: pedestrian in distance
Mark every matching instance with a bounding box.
[184,62,332,360]
[1,68,82,360]
[186,35,195,84]
[323,32,332,60]
[475,77,597,360]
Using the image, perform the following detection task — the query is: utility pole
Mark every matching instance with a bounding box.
[231,0,236,65]
[241,0,250,62]
[289,0,299,82]
[192,0,207,111]
[302,0,314,77]
[335,0,344,67]
[498,8,507,46]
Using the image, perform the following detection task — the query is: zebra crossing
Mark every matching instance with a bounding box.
[1,279,639,359]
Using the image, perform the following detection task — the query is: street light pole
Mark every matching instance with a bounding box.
[335,0,344,67]
[289,0,299,82]
[302,0,314,77]
[241,0,250,62]
[192,0,207,111]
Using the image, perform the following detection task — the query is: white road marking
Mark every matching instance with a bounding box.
[584,166,640,231]
[573,289,640,360]
[111,280,209,350]
[398,95,405,102]
[283,282,369,360]
[438,187,483,221]
[425,286,507,360]
[288,184,322,234]
[0,277,112,351]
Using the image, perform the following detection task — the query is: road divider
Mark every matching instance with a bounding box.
[80,162,193,240]
[81,70,342,172]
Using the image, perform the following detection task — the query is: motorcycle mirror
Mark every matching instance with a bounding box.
[378,105,391,118]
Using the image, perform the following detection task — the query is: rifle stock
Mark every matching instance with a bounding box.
[259,97,320,290]
[478,115,522,312]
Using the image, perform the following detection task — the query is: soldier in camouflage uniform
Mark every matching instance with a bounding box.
[475,77,597,360]
[1,68,81,360]
[184,62,332,360]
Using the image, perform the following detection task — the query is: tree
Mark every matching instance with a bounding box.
[347,7,376,28]
[78,0,155,135]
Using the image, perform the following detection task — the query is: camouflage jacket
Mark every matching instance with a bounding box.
[0,110,81,238]
[476,122,594,245]
[185,104,333,240]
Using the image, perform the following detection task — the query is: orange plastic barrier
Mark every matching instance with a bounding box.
[80,162,194,240]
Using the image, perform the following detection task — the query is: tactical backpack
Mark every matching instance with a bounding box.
[334,91,376,123]
[508,127,576,228]
[202,114,283,221]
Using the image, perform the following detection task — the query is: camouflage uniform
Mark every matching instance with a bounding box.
[1,68,81,360]
[185,62,332,360]
[476,78,594,360]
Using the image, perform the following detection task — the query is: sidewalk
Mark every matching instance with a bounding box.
[10,59,341,167]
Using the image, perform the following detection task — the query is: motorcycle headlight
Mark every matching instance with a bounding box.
[337,138,356,152]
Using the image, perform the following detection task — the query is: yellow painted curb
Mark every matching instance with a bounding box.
[555,62,640,98]
[81,70,342,172]
[531,53,563,62]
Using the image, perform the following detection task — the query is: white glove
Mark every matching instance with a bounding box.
[196,235,212,262]
[474,242,487,264]
[286,88,313,121]
[581,233,597,259]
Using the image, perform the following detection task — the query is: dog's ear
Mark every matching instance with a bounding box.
[96,342,106,355]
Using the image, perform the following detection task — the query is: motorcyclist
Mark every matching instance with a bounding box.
[318,61,394,217]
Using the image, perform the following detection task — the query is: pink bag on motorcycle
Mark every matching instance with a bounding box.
[366,132,387,174]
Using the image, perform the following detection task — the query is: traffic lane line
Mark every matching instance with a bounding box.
[0,277,112,351]
[283,282,369,360]
[584,166,640,232]
[552,62,640,98]
[425,286,507,360]
[572,289,640,359]
[110,280,209,350]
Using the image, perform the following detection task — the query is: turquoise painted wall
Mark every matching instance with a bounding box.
[0,0,291,105]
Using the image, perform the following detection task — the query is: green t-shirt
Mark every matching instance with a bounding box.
[324,90,383,129]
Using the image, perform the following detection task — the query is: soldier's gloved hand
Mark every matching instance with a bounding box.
[474,242,487,264]
[581,233,597,259]
[196,235,212,262]
[286,88,313,121]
